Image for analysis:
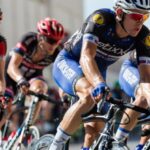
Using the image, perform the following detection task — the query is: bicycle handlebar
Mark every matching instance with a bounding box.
[108,97,150,116]
[28,90,63,105]
[13,90,63,105]
[82,96,150,123]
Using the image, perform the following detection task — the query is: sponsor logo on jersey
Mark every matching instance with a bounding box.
[92,14,104,25]
[97,41,133,56]
[144,35,150,47]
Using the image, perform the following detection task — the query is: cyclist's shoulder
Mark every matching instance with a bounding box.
[87,8,116,25]
[16,32,38,50]
[19,32,38,43]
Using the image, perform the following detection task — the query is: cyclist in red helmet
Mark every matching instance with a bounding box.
[4,17,64,121]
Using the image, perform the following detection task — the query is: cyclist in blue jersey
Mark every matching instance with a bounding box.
[5,17,64,121]
[49,0,150,149]
[116,51,150,150]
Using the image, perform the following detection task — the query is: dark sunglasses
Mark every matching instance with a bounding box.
[44,36,59,45]
[123,9,149,22]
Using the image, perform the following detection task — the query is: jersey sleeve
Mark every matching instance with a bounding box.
[14,32,37,56]
[82,9,115,45]
[0,35,7,56]
[135,26,150,65]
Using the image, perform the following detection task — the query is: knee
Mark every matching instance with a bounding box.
[78,89,95,106]
[29,79,48,94]
[133,98,147,108]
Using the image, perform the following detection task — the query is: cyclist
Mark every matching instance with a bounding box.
[116,50,150,150]
[49,0,150,149]
[0,8,7,106]
[4,17,64,122]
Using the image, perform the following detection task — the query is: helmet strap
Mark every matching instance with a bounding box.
[118,13,128,33]
[116,8,128,33]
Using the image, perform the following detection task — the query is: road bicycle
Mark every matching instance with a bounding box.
[82,93,150,150]
[0,90,62,150]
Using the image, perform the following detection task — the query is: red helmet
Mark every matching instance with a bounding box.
[37,17,64,41]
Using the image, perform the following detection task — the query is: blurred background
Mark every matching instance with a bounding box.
[1,0,150,87]
[0,0,149,149]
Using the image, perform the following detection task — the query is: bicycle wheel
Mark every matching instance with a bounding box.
[29,126,40,140]
[23,125,40,148]
[27,134,54,150]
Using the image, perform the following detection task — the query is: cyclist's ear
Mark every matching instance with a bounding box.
[116,8,124,21]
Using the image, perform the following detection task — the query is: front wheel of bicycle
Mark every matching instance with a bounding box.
[22,125,40,149]
[29,126,40,140]
[27,134,54,150]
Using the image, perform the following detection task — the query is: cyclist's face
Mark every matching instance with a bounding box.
[44,40,59,54]
[123,10,149,37]
[40,38,59,55]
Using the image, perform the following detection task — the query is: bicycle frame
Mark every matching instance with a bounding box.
[2,95,40,150]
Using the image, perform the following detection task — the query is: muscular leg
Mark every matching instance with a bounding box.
[49,77,106,150]
[49,77,105,150]
[83,121,105,148]
[60,77,95,134]
[116,94,148,141]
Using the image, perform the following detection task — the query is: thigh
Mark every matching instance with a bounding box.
[52,49,83,96]
[119,59,140,98]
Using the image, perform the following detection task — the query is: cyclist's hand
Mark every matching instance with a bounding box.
[17,78,30,95]
[91,82,109,102]
[0,95,12,109]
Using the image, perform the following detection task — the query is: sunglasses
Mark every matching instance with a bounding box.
[123,9,149,22]
[44,36,59,45]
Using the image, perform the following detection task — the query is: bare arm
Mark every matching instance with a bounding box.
[80,41,105,87]
[7,52,23,82]
[0,57,6,94]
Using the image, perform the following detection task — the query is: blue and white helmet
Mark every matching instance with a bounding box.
[114,0,150,12]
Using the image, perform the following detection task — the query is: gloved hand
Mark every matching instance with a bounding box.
[91,82,108,102]
[17,78,30,95]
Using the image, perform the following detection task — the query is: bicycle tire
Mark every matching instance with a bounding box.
[27,134,54,150]
[21,125,40,149]
[29,126,40,140]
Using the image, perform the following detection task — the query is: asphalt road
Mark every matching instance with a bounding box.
[70,140,138,150]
